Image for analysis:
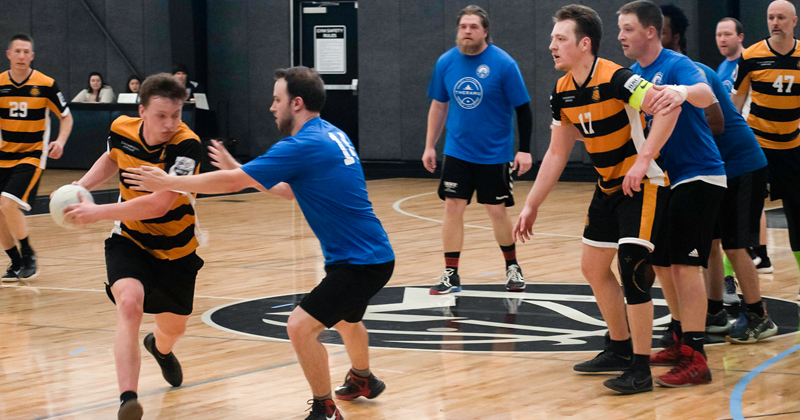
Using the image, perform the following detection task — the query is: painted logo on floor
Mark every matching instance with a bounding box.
[202,284,799,353]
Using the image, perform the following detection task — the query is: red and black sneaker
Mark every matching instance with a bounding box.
[650,338,683,366]
[654,345,712,387]
[305,399,343,420]
[334,369,386,401]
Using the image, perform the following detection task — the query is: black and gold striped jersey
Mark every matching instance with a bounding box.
[0,70,69,168]
[551,58,667,194]
[733,39,800,150]
[108,115,202,260]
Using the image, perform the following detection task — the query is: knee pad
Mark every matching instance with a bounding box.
[618,243,655,305]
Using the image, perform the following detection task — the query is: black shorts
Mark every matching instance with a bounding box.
[104,234,204,316]
[438,155,514,206]
[763,147,800,202]
[651,181,725,268]
[713,167,767,250]
[300,260,394,328]
[0,163,42,211]
[583,183,668,252]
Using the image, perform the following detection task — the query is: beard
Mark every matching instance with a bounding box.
[277,112,294,134]
[457,37,486,55]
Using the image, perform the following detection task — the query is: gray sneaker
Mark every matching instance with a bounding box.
[505,264,525,292]
[726,311,778,344]
[723,276,740,305]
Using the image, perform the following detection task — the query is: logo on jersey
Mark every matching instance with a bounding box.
[476,65,490,79]
[453,77,483,109]
[202,284,799,353]
[29,87,40,97]
[722,80,734,93]
[652,72,664,86]
[592,88,601,102]
[169,156,197,176]
[57,92,67,107]
[624,75,645,93]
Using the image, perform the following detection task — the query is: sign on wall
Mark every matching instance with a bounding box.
[314,25,346,74]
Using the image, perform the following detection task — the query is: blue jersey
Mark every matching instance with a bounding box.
[696,62,767,178]
[428,45,530,164]
[716,58,738,94]
[241,118,394,265]
[630,48,725,185]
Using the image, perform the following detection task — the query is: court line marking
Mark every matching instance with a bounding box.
[0,284,248,300]
[729,342,800,420]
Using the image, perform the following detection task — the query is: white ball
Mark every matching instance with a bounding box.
[49,184,94,228]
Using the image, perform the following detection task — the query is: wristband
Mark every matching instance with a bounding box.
[666,85,688,102]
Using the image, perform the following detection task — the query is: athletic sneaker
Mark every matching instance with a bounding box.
[505,264,525,292]
[603,369,653,394]
[726,311,778,344]
[723,276,741,305]
[305,399,343,420]
[118,399,143,420]
[654,345,711,387]
[657,323,676,348]
[429,268,461,295]
[748,248,762,267]
[143,333,183,387]
[705,309,731,334]
[755,256,774,274]
[2,263,19,282]
[650,340,683,366]
[18,252,37,279]
[335,369,386,400]
[574,348,632,372]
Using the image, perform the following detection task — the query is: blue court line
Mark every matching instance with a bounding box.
[478,271,499,276]
[730,342,800,420]
[70,348,86,355]
[271,303,294,308]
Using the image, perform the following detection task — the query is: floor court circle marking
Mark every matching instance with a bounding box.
[730,342,800,420]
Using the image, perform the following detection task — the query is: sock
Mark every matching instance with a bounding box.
[19,237,32,255]
[444,252,460,275]
[794,251,800,272]
[314,392,332,401]
[723,255,735,277]
[500,244,517,268]
[631,354,651,373]
[673,319,683,341]
[120,391,138,405]
[683,331,705,355]
[708,299,723,315]
[747,300,765,318]
[351,367,371,378]
[5,247,21,266]
[610,338,632,355]
[754,245,768,259]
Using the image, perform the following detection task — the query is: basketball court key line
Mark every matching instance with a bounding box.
[730,342,800,420]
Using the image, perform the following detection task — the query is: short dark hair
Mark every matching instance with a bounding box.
[86,72,106,100]
[8,33,34,50]
[139,73,188,107]
[719,17,744,35]
[618,0,663,35]
[554,4,603,56]
[661,4,689,54]
[172,63,189,75]
[457,5,492,44]
[126,75,141,93]
[274,66,326,112]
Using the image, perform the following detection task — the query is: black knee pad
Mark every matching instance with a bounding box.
[618,244,655,305]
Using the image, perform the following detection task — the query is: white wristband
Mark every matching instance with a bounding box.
[666,85,688,102]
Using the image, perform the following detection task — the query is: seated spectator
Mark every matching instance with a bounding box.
[172,63,204,101]
[72,72,115,103]
[125,75,141,93]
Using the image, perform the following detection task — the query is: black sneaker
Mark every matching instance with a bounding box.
[603,369,653,394]
[305,399,343,420]
[430,268,461,295]
[505,264,525,292]
[748,248,762,267]
[118,399,143,420]
[705,309,731,334]
[2,263,20,282]
[726,311,778,344]
[143,332,183,387]
[755,256,773,274]
[657,322,676,348]
[574,349,632,373]
[335,369,386,400]
[18,252,37,279]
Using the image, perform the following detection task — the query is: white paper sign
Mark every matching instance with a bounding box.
[314,26,346,74]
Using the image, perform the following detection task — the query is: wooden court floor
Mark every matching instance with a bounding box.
[2,172,800,419]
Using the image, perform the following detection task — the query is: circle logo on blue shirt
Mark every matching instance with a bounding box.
[454,77,483,109]
[653,72,664,86]
[477,65,490,79]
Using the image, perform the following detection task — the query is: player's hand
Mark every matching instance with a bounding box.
[512,152,532,176]
[209,139,240,170]
[622,157,650,196]
[512,206,538,243]
[422,147,437,173]
[48,141,65,159]
[123,166,172,192]
[646,85,685,116]
[62,193,98,226]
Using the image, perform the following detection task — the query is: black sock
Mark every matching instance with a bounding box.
[754,245,768,259]
[5,247,21,266]
[747,300,765,318]
[120,391,138,405]
[683,331,705,355]
[500,244,517,267]
[673,319,683,341]
[708,299,724,315]
[19,237,32,255]
[610,338,632,356]
[444,252,460,275]
[631,354,651,373]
